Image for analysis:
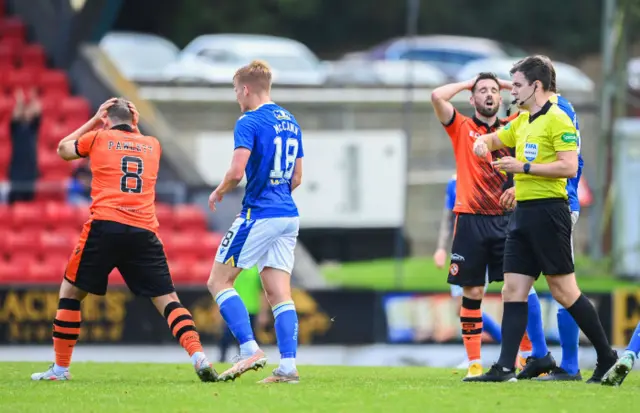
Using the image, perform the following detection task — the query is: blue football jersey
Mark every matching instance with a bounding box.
[445,175,457,211]
[233,102,303,219]
[551,94,583,212]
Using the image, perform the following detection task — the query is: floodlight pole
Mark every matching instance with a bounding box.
[394,0,420,288]
[591,0,617,260]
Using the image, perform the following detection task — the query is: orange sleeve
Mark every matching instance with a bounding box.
[75,131,100,158]
[442,110,467,147]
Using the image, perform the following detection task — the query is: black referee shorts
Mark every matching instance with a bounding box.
[503,198,574,278]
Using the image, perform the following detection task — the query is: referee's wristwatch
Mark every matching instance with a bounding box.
[523,162,531,174]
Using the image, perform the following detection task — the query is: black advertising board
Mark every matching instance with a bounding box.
[0,287,379,345]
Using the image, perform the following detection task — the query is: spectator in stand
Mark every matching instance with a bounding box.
[67,162,92,205]
[9,88,41,203]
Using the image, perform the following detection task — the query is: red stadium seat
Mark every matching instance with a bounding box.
[0,202,9,222]
[6,230,40,255]
[108,268,126,286]
[39,70,69,97]
[39,120,77,147]
[0,18,26,43]
[72,204,91,228]
[0,99,13,125]
[39,94,63,119]
[0,142,10,180]
[169,258,194,282]
[37,146,62,167]
[0,258,28,283]
[168,232,197,254]
[8,251,34,266]
[28,257,66,283]
[173,205,208,231]
[193,232,223,259]
[4,69,36,93]
[155,203,174,229]
[162,233,197,262]
[61,97,90,120]
[44,202,77,229]
[40,231,75,256]
[35,178,67,202]
[20,44,46,68]
[192,260,214,282]
[10,202,45,229]
[0,41,17,68]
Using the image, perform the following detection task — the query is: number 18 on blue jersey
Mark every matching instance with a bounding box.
[233,103,304,220]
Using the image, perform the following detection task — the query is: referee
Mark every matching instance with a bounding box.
[465,56,618,383]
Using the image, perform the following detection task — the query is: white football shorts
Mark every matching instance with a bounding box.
[215,216,299,274]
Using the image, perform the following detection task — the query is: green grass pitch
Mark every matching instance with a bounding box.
[1,363,639,413]
[322,256,634,292]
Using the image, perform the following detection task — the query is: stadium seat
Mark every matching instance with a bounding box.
[169,259,194,282]
[38,70,69,97]
[0,17,26,43]
[0,41,16,67]
[108,268,126,286]
[6,230,40,255]
[39,94,63,119]
[20,44,45,68]
[10,202,46,229]
[192,260,213,281]
[173,205,208,231]
[72,204,91,228]
[38,148,72,178]
[168,232,198,254]
[35,178,67,202]
[28,257,66,283]
[61,97,90,120]
[193,232,223,259]
[0,99,13,125]
[155,203,174,229]
[0,143,10,180]
[44,202,77,229]
[40,231,75,256]
[0,258,28,283]
[4,68,36,93]
[0,202,9,222]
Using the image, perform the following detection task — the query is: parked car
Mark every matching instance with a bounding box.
[99,31,180,82]
[455,58,595,92]
[163,34,329,86]
[343,35,528,79]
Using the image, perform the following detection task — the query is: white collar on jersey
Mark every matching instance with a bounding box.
[247,101,276,112]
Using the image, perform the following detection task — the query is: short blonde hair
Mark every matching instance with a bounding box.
[233,60,272,92]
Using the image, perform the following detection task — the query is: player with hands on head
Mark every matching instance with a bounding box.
[430,72,515,380]
[32,98,218,383]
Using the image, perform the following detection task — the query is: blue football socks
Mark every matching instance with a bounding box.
[482,312,502,343]
[557,306,580,374]
[526,290,549,359]
[273,300,298,373]
[215,288,259,357]
[625,322,640,359]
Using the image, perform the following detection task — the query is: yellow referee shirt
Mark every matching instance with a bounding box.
[496,100,578,201]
